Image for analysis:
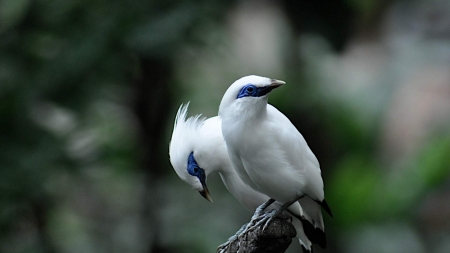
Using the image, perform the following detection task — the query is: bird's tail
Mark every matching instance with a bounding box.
[288,197,326,249]
[292,216,313,253]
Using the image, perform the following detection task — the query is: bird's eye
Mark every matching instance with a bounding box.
[237,84,258,98]
[187,152,202,176]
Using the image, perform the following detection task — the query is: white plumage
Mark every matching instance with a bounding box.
[169,103,314,252]
[219,75,332,242]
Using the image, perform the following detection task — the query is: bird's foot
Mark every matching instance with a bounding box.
[216,237,235,253]
[239,208,280,235]
[217,199,277,252]
[252,199,275,219]
[216,223,247,253]
[257,209,283,232]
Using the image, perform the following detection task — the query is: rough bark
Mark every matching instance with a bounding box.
[220,215,296,253]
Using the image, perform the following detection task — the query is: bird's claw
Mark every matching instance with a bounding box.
[217,240,230,253]
[256,209,280,232]
[239,209,279,234]
[217,204,284,252]
[217,241,231,253]
[217,236,237,253]
[217,210,275,252]
[217,223,248,253]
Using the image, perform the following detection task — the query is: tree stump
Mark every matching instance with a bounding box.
[220,214,296,253]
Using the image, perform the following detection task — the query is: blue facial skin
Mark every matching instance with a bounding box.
[187,152,206,186]
[237,84,275,99]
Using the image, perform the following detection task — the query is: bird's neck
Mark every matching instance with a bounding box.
[218,168,268,211]
[218,169,241,192]
[231,99,268,124]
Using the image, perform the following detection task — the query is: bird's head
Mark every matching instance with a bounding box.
[169,103,227,203]
[219,75,285,116]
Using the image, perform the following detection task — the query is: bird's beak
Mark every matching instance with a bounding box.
[199,185,213,203]
[270,79,286,88]
[258,79,285,97]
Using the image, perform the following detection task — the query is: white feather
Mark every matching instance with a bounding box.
[168,103,312,251]
[219,75,329,238]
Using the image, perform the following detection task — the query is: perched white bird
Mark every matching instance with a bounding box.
[169,103,316,252]
[218,75,332,236]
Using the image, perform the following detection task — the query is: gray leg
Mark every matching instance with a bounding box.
[217,199,275,253]
[251,196,305,232]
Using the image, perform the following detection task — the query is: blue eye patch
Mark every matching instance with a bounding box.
[237,84,275,99]
[187,152,206,184]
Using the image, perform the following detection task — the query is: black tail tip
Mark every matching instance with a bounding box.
[301,218,326,248]
[301,245,312,253]
[320,200,333,218]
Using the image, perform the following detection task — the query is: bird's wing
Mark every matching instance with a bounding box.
[266,105,324,201]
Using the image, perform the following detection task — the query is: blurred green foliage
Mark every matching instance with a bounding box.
[0,0,229,252]
[2,0,450,253]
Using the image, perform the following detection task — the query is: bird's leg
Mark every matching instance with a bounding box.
[217,223,247,253]
[250,198,276,221]
[241,198,274,231]
[217,198,279,253]
[238,199,275,233]
[258,196,304,232]
[216,198,274,253]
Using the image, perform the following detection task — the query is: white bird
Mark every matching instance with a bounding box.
[169,103,316,252]
[218,75,332,238]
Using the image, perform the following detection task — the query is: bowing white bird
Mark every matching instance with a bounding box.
[168,103,317,252]
[218,75,332,236]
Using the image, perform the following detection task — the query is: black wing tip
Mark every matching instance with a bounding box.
[301,219,326,248]
[286,209,327,248]
[320,200,333,218]
[301,245,313,253]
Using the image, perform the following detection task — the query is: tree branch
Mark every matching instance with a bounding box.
[220,215,296,253]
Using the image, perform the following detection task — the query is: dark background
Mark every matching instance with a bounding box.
[1,0,450,252]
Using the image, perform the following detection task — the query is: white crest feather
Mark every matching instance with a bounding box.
[169,103,206,190]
